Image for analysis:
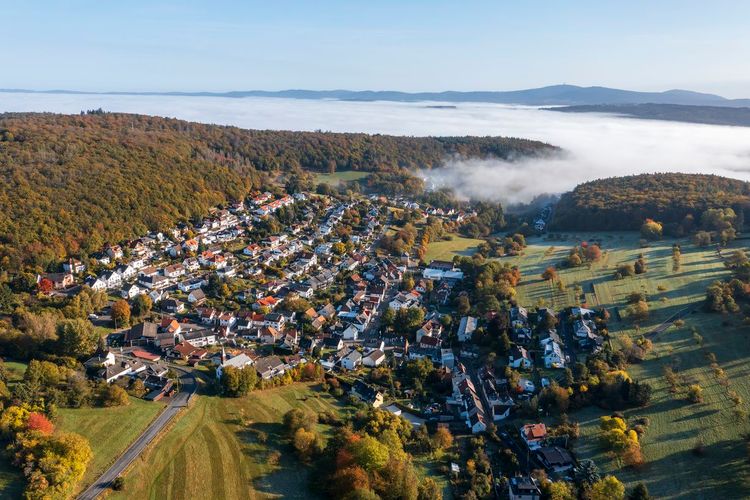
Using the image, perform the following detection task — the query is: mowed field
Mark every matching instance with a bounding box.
[57,397,165,494]
[574,312,750,499]
[504,232,735,338]
[112,383,352,500]
[314,170,370,186]
[424,234,484,263]
[500,232,750,498]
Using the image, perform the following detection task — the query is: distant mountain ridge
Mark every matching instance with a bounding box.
[3,84,750,107]
[549,103,750,127]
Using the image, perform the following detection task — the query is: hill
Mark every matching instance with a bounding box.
[5,84,750,107]
[549,103,750,127]
[551,173,750,231]
[0,112,554,270]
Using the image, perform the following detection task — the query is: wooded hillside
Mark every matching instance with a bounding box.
[551,173,750,231]
[0,112,554,270]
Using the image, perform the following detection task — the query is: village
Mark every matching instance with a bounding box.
[38,186,609,499]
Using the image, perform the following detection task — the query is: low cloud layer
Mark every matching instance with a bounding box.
[2,93,750,203]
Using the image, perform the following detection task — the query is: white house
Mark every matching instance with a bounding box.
[362,349,385,367]
[120,284,141,299]
[340,349,362,370]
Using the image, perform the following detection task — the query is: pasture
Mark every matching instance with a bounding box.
[314,170,370,186]
[112,383,351,500]
[574,312,750,499]
[423,234,484,263]
[57,397,165,494]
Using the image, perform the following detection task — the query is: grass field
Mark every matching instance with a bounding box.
[502,232,750,497]
[505,232,736,340]
[574,312,750,499]
[314,170,370,186]
[424,234,484,263]
[57,397,165,494]
[112,383,352,500]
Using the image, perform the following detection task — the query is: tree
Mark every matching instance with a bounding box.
[101,384,130,407]
[38,278,54,294]
[26,412,54,435]
[585,244,603,262]
[687,384,704,403]
[590,476,625,500]
[0,284,15,314]
[132,294,152,317]
[349,435,389,472]
[640,219,663,240]
[56,319,99,358]
[548,481,576,500]
[418,478,442,500]
[111,299,131,327]
[293,427,323,461]
[432,427,453,451]
[457,295,471,315]
[542,266,558,282]
[628,483,652,500]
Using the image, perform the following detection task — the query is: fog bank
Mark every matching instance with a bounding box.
[1,92,750,203]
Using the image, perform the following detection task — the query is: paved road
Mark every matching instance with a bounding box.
[77,369,197,500]
[645,305,698,338]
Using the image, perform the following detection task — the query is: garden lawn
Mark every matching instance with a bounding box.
[112,383,351,500]
[57,397,165,494]
[314,170,370,186]
[424,234,484,263]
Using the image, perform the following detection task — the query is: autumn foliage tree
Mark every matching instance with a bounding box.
[111,299,131,327]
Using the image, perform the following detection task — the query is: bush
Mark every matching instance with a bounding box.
[111,476,125,491]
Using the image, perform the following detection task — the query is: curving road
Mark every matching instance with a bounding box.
[77,368,197,500]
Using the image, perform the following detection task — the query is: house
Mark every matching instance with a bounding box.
[63,258,86,275]
[351,380,384,407]
[416,319,442,342]
[164,264,186,279]
[299,337,319,354]
[542,338,565,368]
[259,326,282,344]
[508,476,542,500]
[535,446,575,473]
[188,289,206,305]
[98,356,146,383]
[457,316,477,342]
[169,342,202,361]
[199,308,217,324]
[509,346,532,369]
[323,336,344,350]
[130,349,161,362]
[255,355,286,379]
[520,423,547,450]
[84,276,107,291]
[105,244,124,260]
[115,264,137,281]
[162,299,185,314]
[340,349,362,370]
[362,349,385,367]
[264,312,286,330]
[216,352,255,378]
[183,329,217,347]
[126,322,159,345]
[341,324,359,341]
[39,272,75,290]
[120,283,141,299]
[84,351,116,370]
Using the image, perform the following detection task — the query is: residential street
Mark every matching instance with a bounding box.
[76,368,197,500]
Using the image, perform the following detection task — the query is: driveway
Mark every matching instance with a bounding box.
[76,368,197,500]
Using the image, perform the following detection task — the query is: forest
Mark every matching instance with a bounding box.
[0,112,554,271]
[551,173,750,231]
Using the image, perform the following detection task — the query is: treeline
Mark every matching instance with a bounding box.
[551,173,750,231]
[0,112,552,271]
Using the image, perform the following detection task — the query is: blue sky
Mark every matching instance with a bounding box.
[3,0,750,96]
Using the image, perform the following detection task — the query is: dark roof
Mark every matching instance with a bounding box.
[352,380,381,402]
[129,322,158,341]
